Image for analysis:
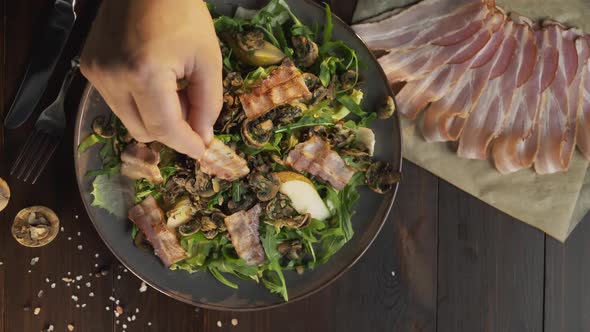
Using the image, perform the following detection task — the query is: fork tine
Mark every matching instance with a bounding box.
[12,131,46,179]
[10,130,43,175]
[21,135,53,183]
[29,138,59,184]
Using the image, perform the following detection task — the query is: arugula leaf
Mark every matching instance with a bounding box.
[322,5,333,45]
[214,16,243,33]
[261,225,288,301]
[209,267,238,289]
[319,57,338,87]
[78,134,105,154]
[232,181,243,202]
[216,133,241,144]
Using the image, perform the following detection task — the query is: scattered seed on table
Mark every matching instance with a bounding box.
[50,283,56,289]
[231,318,238,326]
[47,325,54,331]
[94,253,99,258]
[139,282,147,293]
[127,317,131,322]
[105,306,110,311]
[101,269,109,276]
[122,324,127,329]
[148,322,152,326]
[76,285,80,290]
[217,321,222,327]
[89,292,94,297]
[76,304,80,308]
[116,306,124,315]
[109,296,115,302]
[27,270,31,273]
[86,282,91,288]
[71,295,78,302]
[135,308,140,313]
[76,275,83,281]
[74,215,79,219]
[77,232,81,236]
[37,290,44,298]
[81,304,86,308]
[116,320,119,325]
[67,272,71,276]
[115,299,120,305]
[117,275,121,280]
[77,245,83,250]
[45,278,50,283]
[123,269,128,273]
[34,307,41,315]
[391,271,396,277]
[30,257,39,265]
[67,324,75,331]
[131,315,136,321]
[68,237,72,241]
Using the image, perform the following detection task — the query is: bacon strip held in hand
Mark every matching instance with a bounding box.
[128,196,188,268]
[576,36,590,160]
[239,60,311,121]
[198,138,249,181]
[285,136,355,190]
[224,204,265,266]
[121,142,163,183]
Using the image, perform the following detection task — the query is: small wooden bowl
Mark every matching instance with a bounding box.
[12,206,60,247]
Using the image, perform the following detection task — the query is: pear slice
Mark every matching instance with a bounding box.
[274,172,330,220]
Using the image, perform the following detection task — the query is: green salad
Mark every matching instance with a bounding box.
[80,0,399,301]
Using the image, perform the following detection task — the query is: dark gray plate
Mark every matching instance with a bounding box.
[74,0,402,311]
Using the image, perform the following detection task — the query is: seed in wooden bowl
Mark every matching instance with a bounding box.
[12,206,60,247]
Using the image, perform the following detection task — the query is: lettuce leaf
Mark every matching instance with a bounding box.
[90,175,134,219]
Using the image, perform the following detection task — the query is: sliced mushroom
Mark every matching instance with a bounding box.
[292,35,319,68]
[378,96,396,119]
[268,214,311,230]
[278,239,305,260]
[92,116,115,138]
[248,172,280,202]
[185,171,218,198]
[223,31,285,66]
[366,161,401,194]
[274,104,303,125]
[241,119,274,148]
[265,193,298,220]
[340,70,357,90]
[355,127,376,156]
[178,218,202,236]
[12,206,60,247]
[0,177,10,212]
[166,196,197,229]
[227,192,256,214]
[302,73,321,91]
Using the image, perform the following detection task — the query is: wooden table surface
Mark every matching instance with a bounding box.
[2,0,590,331]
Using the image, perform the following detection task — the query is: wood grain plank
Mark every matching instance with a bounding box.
[544,214,590,332]
[437,180,545,332]
[200,162,438,332]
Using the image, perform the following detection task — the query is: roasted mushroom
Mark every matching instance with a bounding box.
[273,104,303,125]
[185,170,219,198]
[178,218,202,236]
[340,70,357,90]
[223,30,285,66]
[227,192,257,214]
[223,72,244,91]
[241,119,274,148]
[248,172,280,201]
[265,193,298,220]
[0,177,10,212]
[366,161,401,194]
[92,116,115,138]
[292,35,319,68]
[378,96,396,119]
[302,73,321,91]
[166,196,197,229]
[12,206,60,247]
[278,240,305,260]
[268,214,311,230]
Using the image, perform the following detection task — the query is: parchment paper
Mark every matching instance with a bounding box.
[353,0,590,242]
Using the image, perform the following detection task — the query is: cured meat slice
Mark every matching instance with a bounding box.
[378,11,504,83]
[285,136,355,190]
[224,204,265,266]
[128,196,188,267]
[421,21,517,142]
[353,0,494,51]
[239,60,311,121]
[457,22,537,159]
[120,142,162,183]
[396,14,506,120]
[199,138,249,181]
[534,24,580,174]
[576,36,590,160]
[491,26,559,173]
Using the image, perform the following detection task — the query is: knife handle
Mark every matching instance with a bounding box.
[4,0,76,129]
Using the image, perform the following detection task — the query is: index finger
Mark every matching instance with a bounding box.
[132,71,206,159]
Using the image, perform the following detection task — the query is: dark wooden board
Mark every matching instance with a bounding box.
[437,180,545,332]
[544,213,590,332]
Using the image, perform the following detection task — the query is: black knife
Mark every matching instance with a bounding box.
[4,0,76,129]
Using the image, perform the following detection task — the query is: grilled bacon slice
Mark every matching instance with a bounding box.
[285,136,355,190]
[121,142,163,183]
[224,204,265,266]
[198,138,249,181]
[128,196,188,268]
[239,60,311,121]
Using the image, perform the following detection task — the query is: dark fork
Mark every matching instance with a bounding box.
[10,58,79,184]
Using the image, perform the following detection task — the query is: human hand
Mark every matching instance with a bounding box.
[81,0,222,159]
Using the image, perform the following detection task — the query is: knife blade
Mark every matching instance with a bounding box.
[4,0,76,129]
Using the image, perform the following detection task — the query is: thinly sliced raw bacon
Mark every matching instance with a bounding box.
[199,138,249,181]
[378,11,504,83]
[492,26,559,173]
[576,37,590,160]
[224,204,265,266]
[353,0,494,51]
[285,136,355,190]
[396,15,507,120]
[128,196,188,268]
[534,24,579,174]
[120,143,162,184]
[422,21,517,142]
[457,23,537,159]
